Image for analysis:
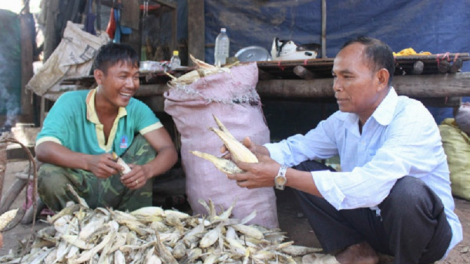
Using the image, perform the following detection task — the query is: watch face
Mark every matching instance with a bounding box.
[275,175,287,186]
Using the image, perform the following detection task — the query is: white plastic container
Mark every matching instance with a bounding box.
[214,28,230,67]
[170,50,181,70]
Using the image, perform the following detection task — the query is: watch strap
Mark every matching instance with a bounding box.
[275,165,288,190]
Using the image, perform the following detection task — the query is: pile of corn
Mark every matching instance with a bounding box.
[393,47,432,56]
[167,55,239,86]
[0,209,18,231]
[0,186,320,264]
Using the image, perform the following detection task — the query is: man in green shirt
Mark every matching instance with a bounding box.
[36,43,178,212]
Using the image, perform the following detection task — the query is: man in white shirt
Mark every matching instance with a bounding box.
[227,37,462,264]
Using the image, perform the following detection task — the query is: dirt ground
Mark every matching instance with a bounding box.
[1,160,470,263]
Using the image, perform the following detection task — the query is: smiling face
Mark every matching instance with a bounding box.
[94,61,140,110]
[332,42,390,124]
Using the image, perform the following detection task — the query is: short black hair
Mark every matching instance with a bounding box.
[341,37,395,86]
[92,42,139,74]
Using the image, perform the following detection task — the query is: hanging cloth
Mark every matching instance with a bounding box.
[106,7,116,39]
[84,0,96,35]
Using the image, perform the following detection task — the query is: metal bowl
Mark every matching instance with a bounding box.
[235,46,272,62]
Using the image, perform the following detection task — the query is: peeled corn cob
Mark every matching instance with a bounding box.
[112,152,131,174]
[210,115,258,163]
[209,126,258,164]
[190,151,243,174]
[190,115,258,174]
[0,209,18,231]
[212,114,236,140]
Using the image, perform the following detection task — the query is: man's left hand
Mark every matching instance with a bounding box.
[227,154,280,189]
[120,164,150,190]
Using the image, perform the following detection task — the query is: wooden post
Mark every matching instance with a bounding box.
[256,72,470,98]
[188,0,205,65]
[171,2,178,53]
[321,0,326,58]
[20,13,35,124]
[120,0,142,56]
[0,134,8,204]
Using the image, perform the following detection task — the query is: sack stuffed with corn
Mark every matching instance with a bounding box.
[164,59,278,229]
[439,118,470,201]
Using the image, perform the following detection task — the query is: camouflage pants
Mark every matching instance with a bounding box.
[38,135,156,212]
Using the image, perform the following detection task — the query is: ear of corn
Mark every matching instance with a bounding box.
[209,127,258,164]
[190,151,243,174]
[0,209,18,231]
[168,55,237,86]
[212,114,236,140]
[190,115,258,174]
[113,152,132,174]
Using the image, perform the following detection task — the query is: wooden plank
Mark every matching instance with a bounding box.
[120,0,142,56]
[20,13,34,123]
[135,84,170,96]
[393,73,470,97]
[188,0,205,64]
[256,72,470,98]
[321,0,326,58]
[0,140,6,202]
[413,97,461,108]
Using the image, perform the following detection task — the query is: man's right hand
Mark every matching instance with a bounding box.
[36,142,123,178]
[87,153,122,179]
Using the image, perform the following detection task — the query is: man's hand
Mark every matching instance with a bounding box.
[120,164,151,190]
[227,154,280,189]
[87,153,122,178]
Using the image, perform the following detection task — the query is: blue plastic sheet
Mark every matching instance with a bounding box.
[202,0,470,124]
[0,10,21,128]
[204,0,470,71]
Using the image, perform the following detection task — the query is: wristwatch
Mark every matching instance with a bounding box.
[274,165,288,190]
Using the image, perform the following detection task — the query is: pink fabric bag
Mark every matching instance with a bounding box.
[164,62,278,228]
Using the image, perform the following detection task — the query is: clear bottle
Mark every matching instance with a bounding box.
[214,28,230,67]
[170,50,181,70]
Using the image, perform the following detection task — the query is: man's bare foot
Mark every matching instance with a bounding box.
[335,241,379,264]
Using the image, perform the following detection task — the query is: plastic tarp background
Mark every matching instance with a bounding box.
[0,10,21,126]
[203,0,470,69]
[201,0,470,124]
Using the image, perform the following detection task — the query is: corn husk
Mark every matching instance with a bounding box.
[0,191,321,263]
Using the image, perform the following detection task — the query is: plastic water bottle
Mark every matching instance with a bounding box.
[170,50,181,70]
[214,28,230,67]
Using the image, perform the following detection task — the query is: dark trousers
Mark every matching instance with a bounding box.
[293,160,452,264]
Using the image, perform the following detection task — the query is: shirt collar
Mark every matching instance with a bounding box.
[371,87,398,126]
[86,88,128,124]
[336,87,398,132]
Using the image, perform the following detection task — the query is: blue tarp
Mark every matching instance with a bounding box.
[204,0,470,69]
[201,0,470,124]
[0,10,21,128]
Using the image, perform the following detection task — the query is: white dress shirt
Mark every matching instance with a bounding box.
[265,87,462,254]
